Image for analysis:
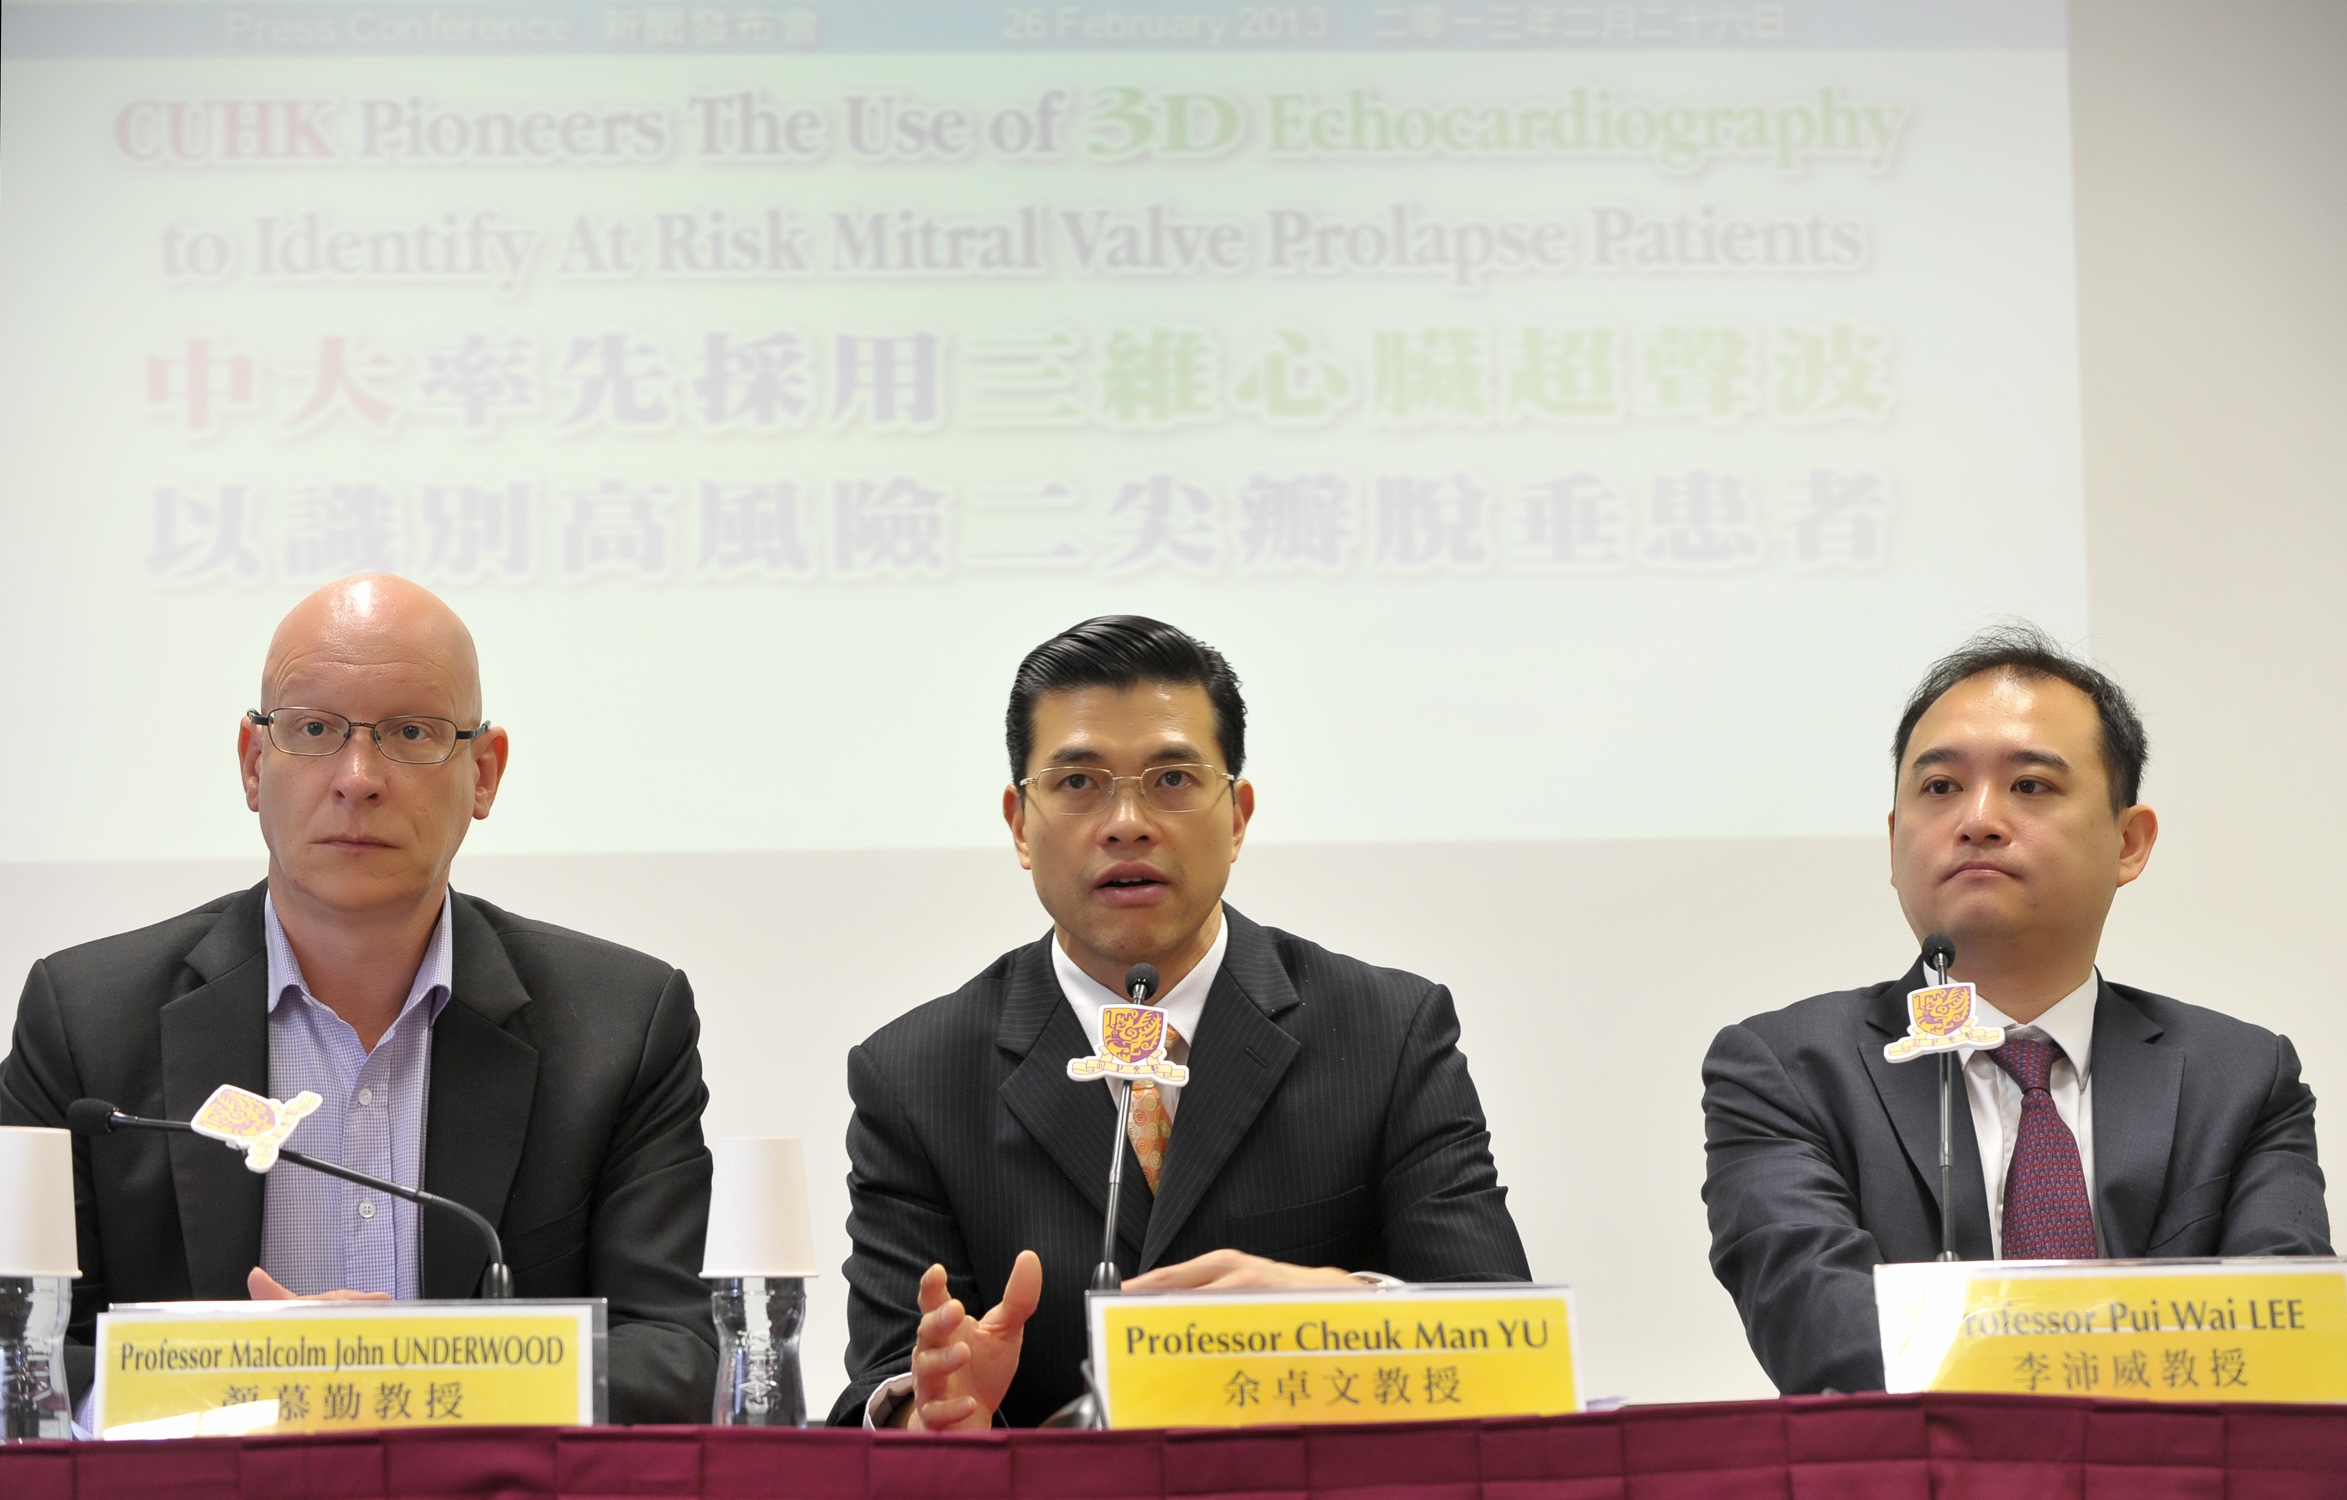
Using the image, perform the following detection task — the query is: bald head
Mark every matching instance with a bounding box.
[263,575,483,723]
[243,573,509,963]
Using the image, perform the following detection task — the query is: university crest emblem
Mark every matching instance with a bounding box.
[1883,982,2005,1062]
[189,1083,322,1172]
[1068,1004,1190,1084]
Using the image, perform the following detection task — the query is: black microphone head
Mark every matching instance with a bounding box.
[66,1099,120,1136]
[1921,933,1956,973]
[1124,963,1161,1003]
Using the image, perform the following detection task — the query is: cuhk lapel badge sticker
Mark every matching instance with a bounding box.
[1883,982,2004,1062]
[1068,1005,1190,1085]
[189,1083,322,1171]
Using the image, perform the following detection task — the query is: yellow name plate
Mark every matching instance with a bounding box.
[1087,1284,1579,1429]
[95,1299,604,1438]
[1878,1258,2347,1403]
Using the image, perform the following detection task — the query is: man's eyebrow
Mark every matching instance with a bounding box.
[1908,746,2073,774]
[2008,748,2072,772]
[1038,743,1211,766]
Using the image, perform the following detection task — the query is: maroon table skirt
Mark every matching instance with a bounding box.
[6,1392,2347,1500]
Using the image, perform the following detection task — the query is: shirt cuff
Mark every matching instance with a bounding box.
[72,1385,96,1440]
[864,1373,916,1429]
[1348,1271,1404,1288]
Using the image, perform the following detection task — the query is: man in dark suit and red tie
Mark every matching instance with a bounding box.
[1703,625,2330,1395]
[832,615,1529,1429]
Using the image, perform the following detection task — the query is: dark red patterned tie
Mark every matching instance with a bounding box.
[1990,1037,2099,1259]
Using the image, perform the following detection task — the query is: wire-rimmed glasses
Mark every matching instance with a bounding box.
[247,708,490,766]
[1016,763,1237,817]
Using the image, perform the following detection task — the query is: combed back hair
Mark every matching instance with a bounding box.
[1007,616,1247,779]
[1891,622,2150,813]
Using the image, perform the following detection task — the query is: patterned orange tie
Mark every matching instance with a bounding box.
[1126,1027,1188,1194]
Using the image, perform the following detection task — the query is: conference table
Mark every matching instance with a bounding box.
[7,1392,2346,1499]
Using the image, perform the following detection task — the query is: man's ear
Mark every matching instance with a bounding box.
[1004,784,1033,871]
[470,725,511,820]
[240,715,265,812]
[1227,778,1255,861]
[2114,803,2159,888]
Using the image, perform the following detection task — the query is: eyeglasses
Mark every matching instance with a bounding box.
[1017,763,1237,818]
[247,708,490,767]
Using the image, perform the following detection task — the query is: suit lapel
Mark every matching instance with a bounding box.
[1141,910,1300,1269]
[2085,981,2178,1258]
[421,894,540,1297]
[1858,966,1994,1259]
[160,883,272,1298]
[995,935,1154,1264]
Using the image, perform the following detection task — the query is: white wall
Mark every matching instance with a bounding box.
[2,0,2341,1413]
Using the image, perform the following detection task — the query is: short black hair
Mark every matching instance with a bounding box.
[1007,616,1247,780]
[1891,622,2149,813]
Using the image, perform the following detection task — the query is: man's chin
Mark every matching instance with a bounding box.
[1919,905,2028,957]
[1066,914,1186,971]
[277,862,435,915]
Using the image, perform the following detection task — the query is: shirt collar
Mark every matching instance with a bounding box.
[1050,906,1229,1052]
[264,887,455,1026]
[1973,968,2100,1078]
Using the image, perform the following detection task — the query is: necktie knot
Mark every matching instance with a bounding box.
[1991,1035,2058,1094]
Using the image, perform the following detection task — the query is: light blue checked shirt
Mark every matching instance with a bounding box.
[259,890,453,1298]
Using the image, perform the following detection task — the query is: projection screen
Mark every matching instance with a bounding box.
[1,0,2081,860]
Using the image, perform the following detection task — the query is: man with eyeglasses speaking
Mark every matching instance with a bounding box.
[0,575,718,1424]
[833,616,1529,1429]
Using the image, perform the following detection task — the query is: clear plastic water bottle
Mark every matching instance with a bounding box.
[709,1276,806,1427]
[0,1276,72,1442]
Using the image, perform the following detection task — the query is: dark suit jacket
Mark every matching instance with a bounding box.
[1702,965,2330,1396]
[830,906,1530,1427]
[0,882,719,1424]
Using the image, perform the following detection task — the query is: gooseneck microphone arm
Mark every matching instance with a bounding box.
[1921,933,1959,1262]
[1090,963,1161,1294]
[67,1099,513,1298]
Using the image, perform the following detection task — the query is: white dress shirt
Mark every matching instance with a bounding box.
[1962,970,2103,1259]
[1050,913,1226,1121]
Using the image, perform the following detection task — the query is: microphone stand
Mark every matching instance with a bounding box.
[1091,1080,1134,1293]
[85,1106,512,1297]
[276,1144,513,1299]
[1089,966,1160,1293]
[1928,946,1958,1263]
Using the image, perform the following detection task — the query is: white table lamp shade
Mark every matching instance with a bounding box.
[0,1127,80,1277]
[701,1137,818,1278]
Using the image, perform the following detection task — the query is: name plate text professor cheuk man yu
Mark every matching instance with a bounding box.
[832,615,1531,1429]
[0,574,719,1423]
[1701,625,2329,1396]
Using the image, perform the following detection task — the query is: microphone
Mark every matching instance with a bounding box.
[1088,964,1164,1294]
[1920,935,1960,1263]
[1922,933,1955,986]
[69,1099,513,1298]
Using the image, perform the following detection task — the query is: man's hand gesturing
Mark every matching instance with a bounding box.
[903,1250,1042,1431]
